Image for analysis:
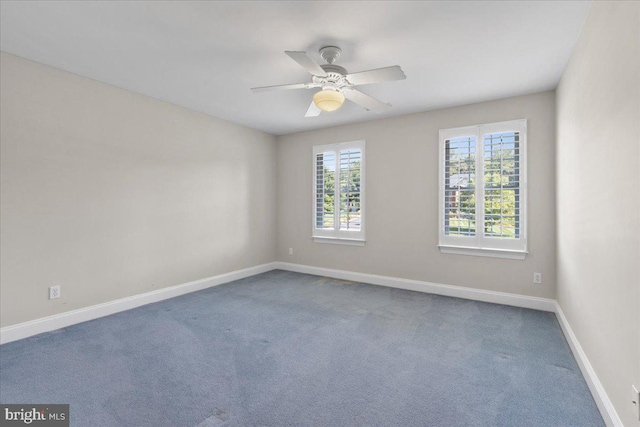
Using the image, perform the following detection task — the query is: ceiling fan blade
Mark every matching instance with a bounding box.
[342,88,391,113]
[251,82,320,93]
[305,100,322,117]
[285,51,328,77]
[346,66,406,86]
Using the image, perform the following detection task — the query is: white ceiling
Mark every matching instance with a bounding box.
[1,1,590,135]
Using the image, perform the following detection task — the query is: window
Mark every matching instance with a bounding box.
[313,140,365,245]
[439,120,527,259]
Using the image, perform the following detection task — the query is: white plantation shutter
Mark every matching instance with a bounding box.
[313,141,365,243]
[439,120,527,258]
[339,149,362,231]
[444,136,477,237]
[483,131,521,239]
[315,151,335,230]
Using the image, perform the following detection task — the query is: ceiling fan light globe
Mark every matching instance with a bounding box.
[313,90,345,112]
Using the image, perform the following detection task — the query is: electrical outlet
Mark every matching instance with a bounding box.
[533,272,542,284]
[632,385,639,420]
[288,248,293,255]
[49,285,61,300]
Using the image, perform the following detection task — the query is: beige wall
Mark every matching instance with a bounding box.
[0,52,277,327]
[556,2,640,426]
[276,91,556,299]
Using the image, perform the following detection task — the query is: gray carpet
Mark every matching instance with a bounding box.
[0,270,604,426]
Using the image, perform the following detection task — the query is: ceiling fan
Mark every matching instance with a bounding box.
[251,46,406,117]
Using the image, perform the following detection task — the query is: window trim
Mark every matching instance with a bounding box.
[438,119,527,259]
[312,140,366,244]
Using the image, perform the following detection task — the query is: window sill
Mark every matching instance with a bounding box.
[313,237,366,246]
[438,245,527,260]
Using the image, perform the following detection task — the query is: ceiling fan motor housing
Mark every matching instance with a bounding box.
[320,64,347,75]
[314,65,351,92]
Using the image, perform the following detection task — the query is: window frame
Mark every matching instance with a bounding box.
[438,119,527,259]
[312,140,366,246]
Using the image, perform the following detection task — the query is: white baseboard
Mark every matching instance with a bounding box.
[0,262,277,345]
[554,302,623,427]
[275,262,556,312]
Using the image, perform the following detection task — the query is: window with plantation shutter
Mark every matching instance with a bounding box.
[439,120,527,259]
[313,140,365,245]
